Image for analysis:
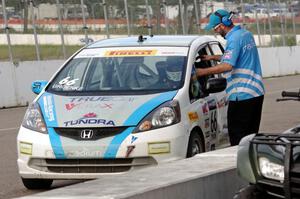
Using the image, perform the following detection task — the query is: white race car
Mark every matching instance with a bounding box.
[17,35,230,189]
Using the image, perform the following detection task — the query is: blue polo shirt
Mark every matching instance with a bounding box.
[221,25,265,101]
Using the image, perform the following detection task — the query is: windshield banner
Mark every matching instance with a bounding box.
[75,47,189,58]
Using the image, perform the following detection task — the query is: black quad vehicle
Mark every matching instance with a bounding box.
[236,89,300,199]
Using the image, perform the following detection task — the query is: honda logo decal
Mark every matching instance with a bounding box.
[80,129,94,139]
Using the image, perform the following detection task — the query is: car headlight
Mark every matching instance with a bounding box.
[133,100,181,133]
[259,157,284,182]
[22,103,47,134]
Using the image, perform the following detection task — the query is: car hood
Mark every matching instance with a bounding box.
[38,91,177,128]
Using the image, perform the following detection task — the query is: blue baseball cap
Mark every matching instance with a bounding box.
[205,9,230,31]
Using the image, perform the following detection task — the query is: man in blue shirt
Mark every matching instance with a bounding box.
[197,9,264,146]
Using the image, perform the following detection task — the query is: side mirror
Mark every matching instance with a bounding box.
[31,80,48,95]
[206,77,227,93]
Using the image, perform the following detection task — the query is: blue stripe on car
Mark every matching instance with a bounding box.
[104,90,177,158]
[38,92,65,158]
[48,128,66,159]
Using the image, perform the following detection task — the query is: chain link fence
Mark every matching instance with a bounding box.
[1,0,300,61]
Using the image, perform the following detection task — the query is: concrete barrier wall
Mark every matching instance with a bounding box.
[1,46,300,108]
[0,60,64,108]
[1,34,300,45]
[19,147,246,199]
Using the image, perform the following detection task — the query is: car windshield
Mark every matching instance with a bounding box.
[48,47,188,94]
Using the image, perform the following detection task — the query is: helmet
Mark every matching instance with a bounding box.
[166,56,184,82]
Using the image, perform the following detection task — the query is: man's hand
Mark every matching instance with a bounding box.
[196,63,232,77]
[200,55,222,62]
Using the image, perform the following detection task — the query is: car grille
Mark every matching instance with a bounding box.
[252,133,300,199]
[29,157,157,174]
[54,127,128,140]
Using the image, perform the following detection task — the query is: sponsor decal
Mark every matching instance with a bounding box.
[188,112,199,122]
[202,104,209,115]
[217,97,226,108]
[43,95,55,122]
[69,96,135,103]
[243,40,256,51]
[205,118,210,129]
[223,50,232,59]
[125,146,136,158]
[64,118,115,127]
[208,99,217,110]
[148,142,170,154]
[65,102,82,110]
[52,84,83,91]
[64,113,115,127]
[204,131,210,138]
[211,132,217,139]
[83,112,97,118]
[19,141,32,155]
[65,102,113,111]
[105,50,157,57]
[131,135,138,144]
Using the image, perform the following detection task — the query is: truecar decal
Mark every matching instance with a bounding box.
[69,96,135,103]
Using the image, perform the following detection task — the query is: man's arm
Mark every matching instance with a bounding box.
[201,55,222,62]
[196,62,232,77]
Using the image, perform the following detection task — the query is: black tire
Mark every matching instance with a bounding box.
[186,131,204,158]
[21,178,53,189]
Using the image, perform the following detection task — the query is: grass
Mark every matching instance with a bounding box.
[0,45,83,61]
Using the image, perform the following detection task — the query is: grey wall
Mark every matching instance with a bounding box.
[1,46,300,108]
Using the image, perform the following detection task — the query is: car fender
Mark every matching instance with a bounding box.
[237,133,257,184]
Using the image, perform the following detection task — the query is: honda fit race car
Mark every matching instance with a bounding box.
[17,35,229,189]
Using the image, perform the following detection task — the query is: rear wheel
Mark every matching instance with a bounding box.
[186,131,204,158]
[21,178,53,189]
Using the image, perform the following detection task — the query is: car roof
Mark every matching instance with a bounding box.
[87,35,217,48]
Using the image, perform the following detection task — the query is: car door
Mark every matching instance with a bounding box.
[207,42,230,148]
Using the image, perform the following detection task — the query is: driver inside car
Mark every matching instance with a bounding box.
[164,56,185,89]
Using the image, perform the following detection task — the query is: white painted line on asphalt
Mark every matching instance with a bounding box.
[0,127,19,133]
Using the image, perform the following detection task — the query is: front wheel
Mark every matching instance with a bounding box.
[186,131,204,158]
[21,178,53,189]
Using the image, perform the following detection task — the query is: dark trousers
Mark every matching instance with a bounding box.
[227,95,264,146]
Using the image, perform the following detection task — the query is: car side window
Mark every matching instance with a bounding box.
[209,42,225,78]
[193,45,214,97]
[189,66,203,103]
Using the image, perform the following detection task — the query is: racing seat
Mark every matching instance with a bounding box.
[119,57,144,88]
[155,61,167,82]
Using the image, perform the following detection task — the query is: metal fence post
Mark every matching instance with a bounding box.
[240,0,246,28]
[102,0,110,39]
[290,0,297,43]
[278,0,286,46]
[266,0,274,47]
[124,0,130,36]
[254,0,261,46]
[1,0,13,62]
[30,0,40,60]
[81,0,89,45]
[179,0,186,34]
[56,0,66,59]
[145,0,152,35]
[162,0,169,34]
[194,0,201,34]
